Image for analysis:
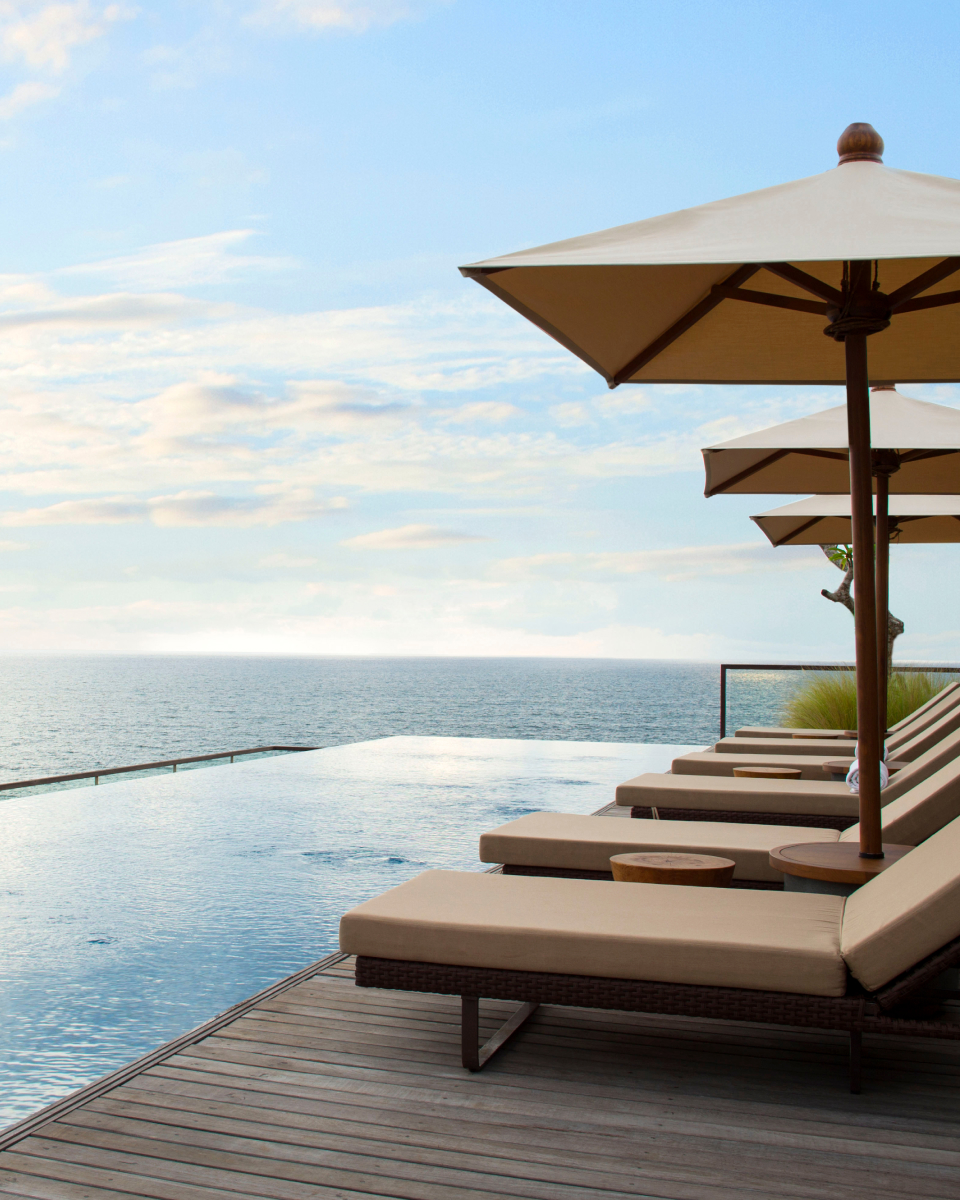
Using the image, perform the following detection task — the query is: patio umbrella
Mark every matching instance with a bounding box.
[750,491,960,730]
[460,123,960,858]
[703,384,960,732]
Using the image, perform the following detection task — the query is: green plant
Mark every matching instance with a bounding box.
[780,671,951,730]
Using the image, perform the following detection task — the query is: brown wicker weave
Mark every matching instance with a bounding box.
[501,863,783,890]
[630,805,851,830]
[355,932,960,1093]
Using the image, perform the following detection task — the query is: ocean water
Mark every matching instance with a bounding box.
[0,736,697,1125]
[0,655,807,786]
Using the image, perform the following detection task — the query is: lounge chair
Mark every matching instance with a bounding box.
[340,813,960,1092]
[734,680,960,740]
[671,699,960,778]
[618,723,960,827]
[478,753,960,886]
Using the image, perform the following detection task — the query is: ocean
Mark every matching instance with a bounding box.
[0,655,807,784]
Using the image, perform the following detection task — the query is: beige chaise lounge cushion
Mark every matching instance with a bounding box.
[841,813,960,992]
[479,811,839,882]
[616,772,861,816]
[671,752,842,780]
[714,737,856,756]
[839,756,960,848]
[340,870,847,997]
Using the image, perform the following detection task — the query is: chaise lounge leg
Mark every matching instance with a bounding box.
[461,995,540,1071]
[849,1029,862,1094]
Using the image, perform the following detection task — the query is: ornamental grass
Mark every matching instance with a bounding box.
[781,671,951,731]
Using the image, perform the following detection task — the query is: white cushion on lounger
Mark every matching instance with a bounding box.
[478,811,839,882]
[616,772,861,816]
[340,870,848,997]
[841,814,960,992]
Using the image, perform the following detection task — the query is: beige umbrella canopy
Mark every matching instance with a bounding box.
[706,385,960,733]
[461,123,960,858]
[461,136,960,387]
[704,386,960,496]
[750,493,960,732]
[751,494,960,546]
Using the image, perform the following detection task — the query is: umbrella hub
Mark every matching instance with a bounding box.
[824,260,891,341]
[871,449,901,478]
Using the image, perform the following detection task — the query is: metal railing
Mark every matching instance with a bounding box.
[719,664,960,738]
[0,744,318,796]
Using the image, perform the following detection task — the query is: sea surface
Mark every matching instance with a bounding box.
[0,655,809,785]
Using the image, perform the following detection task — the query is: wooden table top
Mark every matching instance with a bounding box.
[768,841,913,885]
[823,759,907,775]
[732,765,803,779]
[610,851,736,887]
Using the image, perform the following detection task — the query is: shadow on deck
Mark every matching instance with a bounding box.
[1,952,958,1199]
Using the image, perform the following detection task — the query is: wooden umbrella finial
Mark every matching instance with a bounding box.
[837,123,884,164]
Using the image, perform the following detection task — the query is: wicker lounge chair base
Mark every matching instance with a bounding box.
[631,805,852,830]
[499,863,783,889]
[356,936,960,1093]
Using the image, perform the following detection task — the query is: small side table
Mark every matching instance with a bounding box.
[769,842,913,896]
[732,765,802,780]
[610,852,735,887]
[823,759,907,782]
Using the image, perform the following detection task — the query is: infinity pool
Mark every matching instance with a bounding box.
[0,735,696,1125]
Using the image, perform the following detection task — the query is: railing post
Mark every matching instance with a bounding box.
[719,665,727,738]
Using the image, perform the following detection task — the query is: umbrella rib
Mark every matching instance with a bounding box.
[706,448,790,495]
[760,263,843,304]
[774,515,824,546]
[712,285,828,316]
[886,257,960,308]
[610,264,760,385]
[892,288,960,315]
[459,268,611,380]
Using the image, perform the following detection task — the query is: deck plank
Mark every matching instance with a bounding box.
[2,956,959,1200]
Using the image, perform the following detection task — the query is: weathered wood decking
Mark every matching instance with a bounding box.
[1,952,959,1199]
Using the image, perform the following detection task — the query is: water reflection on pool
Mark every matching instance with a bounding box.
[0,735,697,1125]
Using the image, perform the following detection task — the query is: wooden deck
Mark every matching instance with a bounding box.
[1,952,959,1199]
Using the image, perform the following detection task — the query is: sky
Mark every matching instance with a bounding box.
[1,0,960,660]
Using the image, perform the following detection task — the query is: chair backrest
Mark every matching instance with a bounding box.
[887,680,960,734]
[887,701,960,760]
[876,723,960,803]
[841,812,960,993]
[887,684,960,749]
[840,754,960,846]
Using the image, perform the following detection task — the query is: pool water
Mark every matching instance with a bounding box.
[0,735,697,1125]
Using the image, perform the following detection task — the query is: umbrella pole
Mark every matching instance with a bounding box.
[875,472,890,744]
[845,330,883,859]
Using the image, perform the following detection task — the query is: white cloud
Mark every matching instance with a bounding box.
[495,543,822,583]
[57,230,296,291]
[342,523,490,550]
[439,401,520,424]
[550,402,590,428]
[258,552,321,568]
[0,2,131,73]
[247,0,440,33]
[0,538,27,550]
[0,78,57,118]
[0,490,348,527]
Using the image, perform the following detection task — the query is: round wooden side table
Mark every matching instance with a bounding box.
[823,759,907,782]
[769,842,913,896]
[732,765,802,780]
[610,852,735,887]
